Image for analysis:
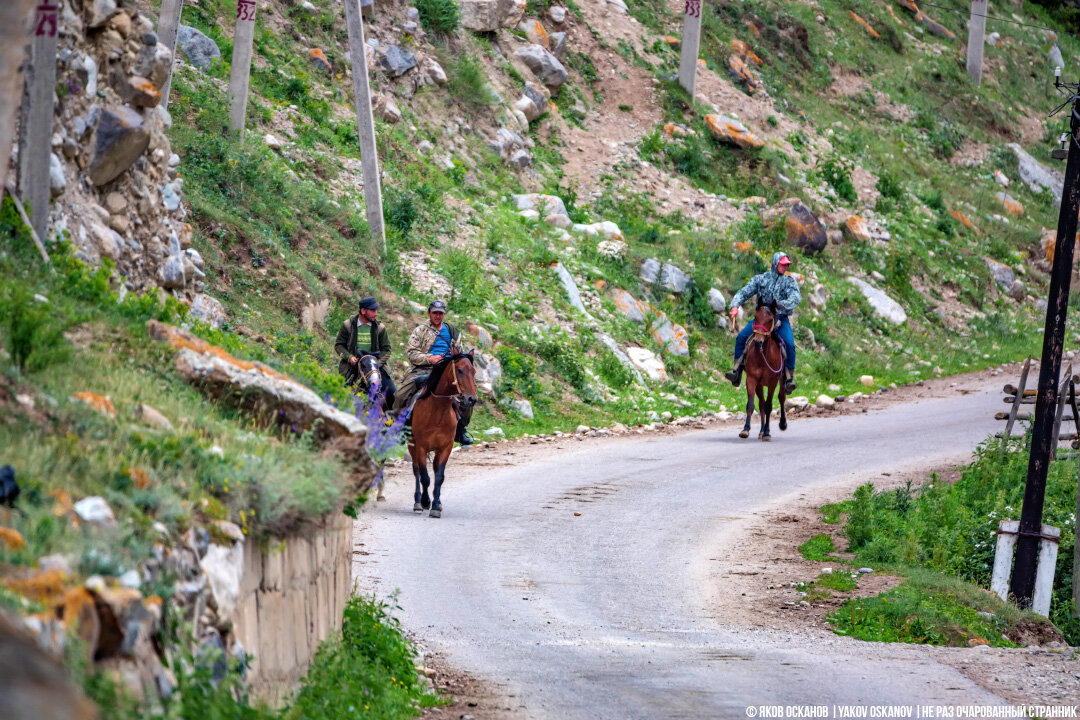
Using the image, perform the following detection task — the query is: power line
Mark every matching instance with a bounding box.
[916,1,1061,34]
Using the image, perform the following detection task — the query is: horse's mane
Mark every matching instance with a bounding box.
[425,353,473,393]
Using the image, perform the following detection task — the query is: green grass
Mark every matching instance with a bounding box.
[798,533,836,561]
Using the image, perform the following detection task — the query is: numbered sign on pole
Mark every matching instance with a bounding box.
[966,0,987,85]
[343,0,385,252]
[678,0,704,98]
[228,0,258,134]
[18,0,60,241]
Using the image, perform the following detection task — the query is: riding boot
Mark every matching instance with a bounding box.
[454,401,475,446]
[784,368,797,395]
[724,354,745,387]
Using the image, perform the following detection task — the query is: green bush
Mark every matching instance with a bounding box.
[414,0,459,35]
[447,53,494,107]
[437,246,493,313]
[819,156,857,203]
[0,286,71,373]
[496,345,543,400]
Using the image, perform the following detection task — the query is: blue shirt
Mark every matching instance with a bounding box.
[429,324,452,357]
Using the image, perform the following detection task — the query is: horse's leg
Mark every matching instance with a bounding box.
[761,382,775,441]
[779,373,789,431]
[410,445,424,512]
[757,383,768,439]
[740,377,756,438]
[429,444,452,518]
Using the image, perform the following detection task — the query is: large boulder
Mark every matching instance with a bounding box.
[610,288,647,322]
[147,321,365,439]
[474,352,503,397]
[640,257,662,284]
[848,277,906,325]
[626,347,668,383]
[87,107,150,186]
[514,193,566,218]
[514,44,567,89]
[552,262,588,314]
[597,333,645,384]
[707,288,726,313]
[176,26,221,71]
[1007,143,1064,202]
[659,263,693,294]
[460,0,526,30]
[381,46,417,76]
[651,317,689,356]
[764,199,827,254]
[705,114,763,149]
[190,293,227,328]
[985,258,1015,289]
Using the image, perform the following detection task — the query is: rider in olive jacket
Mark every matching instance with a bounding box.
[725,251,800,393]
[335,296,397,400]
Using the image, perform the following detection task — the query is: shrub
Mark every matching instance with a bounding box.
[414,0,459,35]
[447,53,494,107]
[384,188,419,237]
[0,287,71,373]
[438,246,493,313]
[819,156,857,203]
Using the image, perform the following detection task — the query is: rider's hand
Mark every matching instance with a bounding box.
[729,307,739,322]
[349,355,358,365]
[429,353,444,364]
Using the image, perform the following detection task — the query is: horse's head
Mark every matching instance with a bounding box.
[357,355,381,390]
[435,351,477,407]
[752,304,775,345]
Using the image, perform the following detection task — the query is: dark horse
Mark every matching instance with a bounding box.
[408,353,477,518]
[739,302,788,441]
[345,355,390,412]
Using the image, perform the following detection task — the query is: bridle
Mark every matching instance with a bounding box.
[429,354,474,400]
[753,310,783,376]
[358,355,381,389]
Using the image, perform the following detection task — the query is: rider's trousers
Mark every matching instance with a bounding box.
[734,315,796,371]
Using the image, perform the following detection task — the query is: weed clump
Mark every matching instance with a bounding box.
[414,0,460,35]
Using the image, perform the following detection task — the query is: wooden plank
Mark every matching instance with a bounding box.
[0,0,37,204]
[677,0,703,98]
[227,0,258,134]
[1003,358,1031,438]
[343,0,385,253]
[156,0,184,107]
[1052,364,1072,458]
[997,412,1075,422]
[17,0,59,242]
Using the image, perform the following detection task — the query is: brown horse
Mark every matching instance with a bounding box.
[739,303,787,441]
[408,353,477,518]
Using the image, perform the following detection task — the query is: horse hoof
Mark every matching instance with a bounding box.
[376,493,386,502]
[413,502,422,512]
[761,435,771,442]
[429,507,441,518]
[739,430,749,439]
[779,420,788,431]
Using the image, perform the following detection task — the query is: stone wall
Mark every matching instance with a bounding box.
[231,514,355,706]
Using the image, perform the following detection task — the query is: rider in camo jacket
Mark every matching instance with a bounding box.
[725,251,801,394]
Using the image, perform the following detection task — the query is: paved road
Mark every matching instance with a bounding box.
[354,381,1010,718]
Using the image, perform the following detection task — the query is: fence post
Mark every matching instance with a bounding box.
[966,0,987,85]
[677,0,704,98]
[228,0,258,135]
[17,0,60,242]
[157,0,184,107]
[0,0,36,205]
[343,0,385,253]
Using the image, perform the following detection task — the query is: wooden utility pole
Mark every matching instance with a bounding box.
[0,0,37,204]
[966,0,987,85]
[677,0,703,98]
[1010,91,1080,607]
[157,0,184,107]
[17,0,60,242]
[343,0,385,253]
[228,0,258,135]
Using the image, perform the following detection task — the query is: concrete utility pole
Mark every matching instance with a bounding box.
[1010,88,1080,607]
[677,0,704,98]
[157,0,184,107]
[966,0,987,85]
[0,0,37,204]
[343,0,385,253]
[228,0,258,134]
[17,0,60,241]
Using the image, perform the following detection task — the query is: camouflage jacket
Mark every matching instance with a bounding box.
[729,251,801,316]
[405,321,462,369]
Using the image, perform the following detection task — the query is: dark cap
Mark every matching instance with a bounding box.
[358,296,379,310]
[428,300,447,313]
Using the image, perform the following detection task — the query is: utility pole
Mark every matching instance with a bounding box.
[0,0,37,204]
[1010,72,1080,607]
[157,0,184,108]
[677,0,703,98]
[17,0,60,241]
[343,0,385,253]
[228,0,258,135]
[966,0,987,85]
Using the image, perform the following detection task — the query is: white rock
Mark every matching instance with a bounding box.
[74,496,116,526]
[1008,143,1064,201]
[785,396,809,411]
[201,542,244,623]
[119,569,141,588]
[815,394,835,408]
[626,346,668,382]
[552,261,590,315]
[49,153,66,197]
[858,376,874,387]
[707,288,726,313]
[848,277,907,325]
[511,398,534,419]
[263,133,282,150]
[575,424,590,433]
[484,426,505,436]
[518,209,540,222]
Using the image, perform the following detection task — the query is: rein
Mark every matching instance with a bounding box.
[753,313,782,375]
[428,355,472,400]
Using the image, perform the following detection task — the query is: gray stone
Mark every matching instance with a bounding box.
[49,153,65,197]
[545,213,572,229]
[511,398,534,420]
[93,222,124,260]
[553,261,588,313]
[596,333,644,383]
[550,31,568,61]
[986,32,1000,47]
[1008,279,1025,301]
[610,288,646,322]
[201,543,244,623]
[460,0,501,30]
[786,202,828,255]
[985,258,1015,288]
[707,288,726,313]
[625,346,668,382]
[483,426,505,437]
[515,95,540,122]
[508,148,531,168]
[74,496,116,525]
[651,317,689,357]
[176,26,221,71]
[1007,143,1064,201]
[514,44,567,89]
[78,54,98,97]
[162,182,181,211]
[848,277,907,325]
[548,6,567,23]
[473,352,503,397]
[659,263,693,293]
[1049,44,1064,71]
[421,57,447,85]
[190,294,227,328]
[513,193,567,218]
[134,42,174,90]
[808,283,828,309]
[86,0,118,28]
[640,257,661,283]
[524,81,548,110]
[88,107,150,185]
[160,254,186,289]
[380,46,417,77]
[375,96,402,123]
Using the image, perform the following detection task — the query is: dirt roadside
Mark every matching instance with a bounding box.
[390,364,1078,713]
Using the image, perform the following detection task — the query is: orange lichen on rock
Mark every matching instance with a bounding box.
[849,11,880,38]
[705,114,764,149]
[5,569,67,606]
[73,392,116,417]
[743,18,762,37]
[997,192,1024,216]
[728,55,763,94]
[51,489,74,518]
[127,467,152,489]
[662,123,689,138]
[0,526,25,550]
[663,35,681,49]
[841,215,871,242]
[730,38,763,66]
[735,241,754,253]
[895,0,920,13]
[309,48,331,72]
[886,5,904,24]
[528,20,550,49]
[146,321,293,384]
[949,208,980,235]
